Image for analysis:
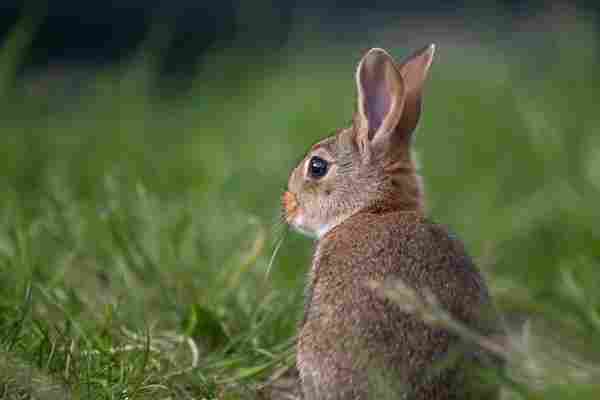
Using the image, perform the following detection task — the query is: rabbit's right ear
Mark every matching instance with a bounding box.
[354,48,406,158]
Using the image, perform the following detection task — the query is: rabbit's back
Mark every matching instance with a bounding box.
[298,209,498,399]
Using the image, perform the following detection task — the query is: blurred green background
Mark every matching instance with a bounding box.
[1,1,600,399]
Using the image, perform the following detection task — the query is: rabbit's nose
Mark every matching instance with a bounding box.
[282,191,299,222]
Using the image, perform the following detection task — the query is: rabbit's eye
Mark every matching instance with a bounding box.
[308,156,329,179]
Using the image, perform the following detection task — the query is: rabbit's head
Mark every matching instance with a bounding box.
[283,45,435,238]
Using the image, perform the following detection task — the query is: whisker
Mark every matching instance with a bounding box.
[263,187,291,280]
[265,226,288,280]
[270,214,286,236]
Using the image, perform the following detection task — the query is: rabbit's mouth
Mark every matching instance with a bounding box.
[282,191,314,236]
[282,190,332,239]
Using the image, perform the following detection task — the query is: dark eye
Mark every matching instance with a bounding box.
[308,156,329,179]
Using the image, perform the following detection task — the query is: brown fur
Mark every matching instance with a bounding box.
[283,46,502,399]
[299,210,499,399]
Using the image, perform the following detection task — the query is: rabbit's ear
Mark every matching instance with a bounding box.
[354,45,435,160]
[395,44,435,143]
[354,48,406,157]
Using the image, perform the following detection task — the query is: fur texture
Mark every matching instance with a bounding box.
[299,210,499,399]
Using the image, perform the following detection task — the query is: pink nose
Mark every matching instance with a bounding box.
[282,191,298,222]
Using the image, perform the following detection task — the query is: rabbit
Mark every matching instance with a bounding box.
[281,45,503,399]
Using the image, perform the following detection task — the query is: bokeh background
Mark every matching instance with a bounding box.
[1,1,599,398]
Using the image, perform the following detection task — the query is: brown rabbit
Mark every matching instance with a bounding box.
[282,45,502,399]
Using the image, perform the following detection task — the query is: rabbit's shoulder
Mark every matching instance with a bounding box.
[314,209,490,322]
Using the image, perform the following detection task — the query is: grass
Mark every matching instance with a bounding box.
[1,9,600,399]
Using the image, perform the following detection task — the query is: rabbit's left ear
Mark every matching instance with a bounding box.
[354,45,435,159]
[396,44,435,142]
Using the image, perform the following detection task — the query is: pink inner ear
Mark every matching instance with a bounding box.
[363,78,391,139]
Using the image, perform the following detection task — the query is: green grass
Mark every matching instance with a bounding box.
[1,12,600,399]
